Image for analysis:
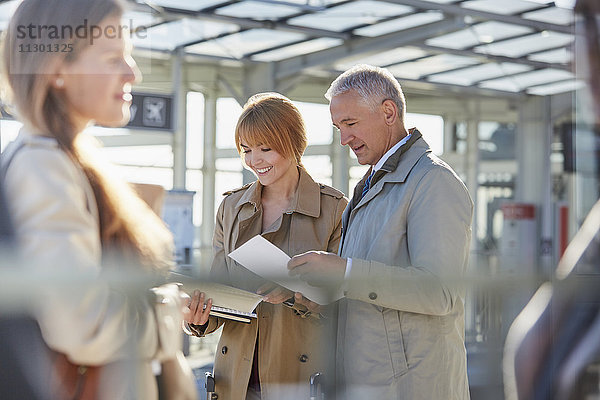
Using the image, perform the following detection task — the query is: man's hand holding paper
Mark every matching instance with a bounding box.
[228,235,344,305]
[287,250,347,288]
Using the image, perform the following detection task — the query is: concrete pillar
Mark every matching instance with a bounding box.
[516,95,554,277]
[444,117,456,155]
[171,48,187,190]
[466,101,480,255]
[200,86,217,273]
[242,62,276,101]
[331,127,350,196]
[574,15,599,223]
[463,103,481,348]
[241,63,276,185]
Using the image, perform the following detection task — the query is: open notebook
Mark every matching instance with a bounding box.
[169,272,263,323]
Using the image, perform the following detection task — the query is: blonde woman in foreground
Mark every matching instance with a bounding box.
[1,0,194,398]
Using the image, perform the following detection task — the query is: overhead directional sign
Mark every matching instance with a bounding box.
[127,92,173,132]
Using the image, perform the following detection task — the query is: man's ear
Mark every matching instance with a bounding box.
[381,99,398,125]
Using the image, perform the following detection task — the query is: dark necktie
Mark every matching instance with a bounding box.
[361,170,375,199]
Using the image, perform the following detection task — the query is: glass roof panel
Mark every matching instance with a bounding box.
[427,63,532,86]
[526,80,584,95]
[123,11,159,31]
[251,38,343,62]
[554,0,576,8]
[528,48,572,64]
[460,0,546,15]
[426,21,533,50]
[133,18,239,51]
[387,54,479,80]
[474,31,574,58]
[187,29,306,59]
[279,0,346,5]
[522,7,574,25]
[143,0,229,11]
[518,0,554,3]
[334,47,429,71]
[287,1,413,32]
[477,78,521,92]
[479,68,574,91]
[354,11,443,37]
[215,1,302,20]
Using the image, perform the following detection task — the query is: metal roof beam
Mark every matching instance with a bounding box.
[317,67,526,99]
[415,44,571,71]
[138,4,351,41]
[274,16,466,80]
[381,0,574,34]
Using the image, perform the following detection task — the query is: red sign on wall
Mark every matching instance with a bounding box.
[501,203,536,220]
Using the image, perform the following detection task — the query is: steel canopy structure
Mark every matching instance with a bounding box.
[120,0,578,98]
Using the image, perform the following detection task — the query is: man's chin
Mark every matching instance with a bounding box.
[355,156,370,165]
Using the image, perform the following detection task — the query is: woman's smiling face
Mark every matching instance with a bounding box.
[240,143,296,187]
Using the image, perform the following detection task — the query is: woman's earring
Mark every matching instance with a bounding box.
[55,78,64,88]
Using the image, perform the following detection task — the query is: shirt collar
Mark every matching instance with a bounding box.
[372,130,413,173]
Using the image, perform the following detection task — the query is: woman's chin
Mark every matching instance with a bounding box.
[96,114,130,128]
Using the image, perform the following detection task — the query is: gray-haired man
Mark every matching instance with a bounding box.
[288,64,473,399]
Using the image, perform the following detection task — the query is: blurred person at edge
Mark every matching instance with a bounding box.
[288,64,473,399]
[185,92,348,400]
[0,0,195,399]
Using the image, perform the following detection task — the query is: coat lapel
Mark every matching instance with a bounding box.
[340,131,431,251]
[352,131,427,213]
[232,181,262,250]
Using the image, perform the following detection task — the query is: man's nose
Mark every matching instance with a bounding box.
[340,130,352,146]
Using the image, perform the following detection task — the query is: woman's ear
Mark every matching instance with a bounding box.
[51,76,65,89]
[50,61,70,90]
[50,66,67,90]
[381,99,398,125]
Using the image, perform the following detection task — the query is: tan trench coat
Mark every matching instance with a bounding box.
[200,167,347,400]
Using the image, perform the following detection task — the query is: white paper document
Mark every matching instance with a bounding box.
[228,235,343,305]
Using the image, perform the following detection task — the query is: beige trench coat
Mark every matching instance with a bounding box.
[2,130,187,400]
[200,167,347,400]
[337,130,473,399]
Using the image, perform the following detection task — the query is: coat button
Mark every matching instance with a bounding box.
[221,346,228,355]
[299,354,308,363]
[368,292,377,300]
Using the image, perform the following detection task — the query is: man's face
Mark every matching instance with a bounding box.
[330,90,395,166]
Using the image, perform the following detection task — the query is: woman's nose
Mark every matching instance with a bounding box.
[123,56,141,85]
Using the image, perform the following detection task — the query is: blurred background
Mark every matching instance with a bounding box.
[1,0,596,398]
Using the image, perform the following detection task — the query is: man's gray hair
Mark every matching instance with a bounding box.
[325,64,406,119]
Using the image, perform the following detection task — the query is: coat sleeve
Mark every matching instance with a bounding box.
[344,167,473,316]
[5,147,181,365]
